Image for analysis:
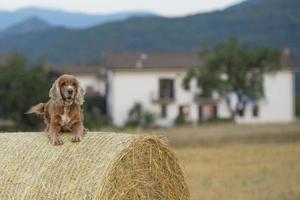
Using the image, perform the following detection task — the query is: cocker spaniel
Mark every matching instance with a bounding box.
[28,74,87,145]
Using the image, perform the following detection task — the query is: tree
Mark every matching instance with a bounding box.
[0,54,53,130]
[183,38,280,116]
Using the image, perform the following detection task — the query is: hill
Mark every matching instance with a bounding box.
[0,7,155,31]
[0,17,53,38]
[0,0,299,65]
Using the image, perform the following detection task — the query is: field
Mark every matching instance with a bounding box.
[177,144,300,200]
[110,123,300,200]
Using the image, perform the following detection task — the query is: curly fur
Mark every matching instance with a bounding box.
[27,74,87,145]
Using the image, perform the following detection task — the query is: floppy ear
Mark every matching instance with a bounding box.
[49,78,63,104]
[75,85,85,105]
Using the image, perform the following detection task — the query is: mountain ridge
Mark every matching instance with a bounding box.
[0,7,156,31]
[0,17,53,37]
[0,0,299,65]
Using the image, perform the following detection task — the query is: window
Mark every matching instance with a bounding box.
[161,104,167,118]
[198,104,217,122]
[237,102,245,117]
[213,105,218,118]
[159,79,174,100]
[179,105,190,117]
[237,109,244,117]
[198,105,203,122]
[253,105,259,117]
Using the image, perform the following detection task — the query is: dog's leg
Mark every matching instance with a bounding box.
[71,122,84,143]
[44,111,51,132]
[48,117,64,145]
[80,110,89,135]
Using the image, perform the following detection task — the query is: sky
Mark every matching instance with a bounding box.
[0,0,243,16]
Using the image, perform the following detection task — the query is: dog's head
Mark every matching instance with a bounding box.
[49,74,85,106]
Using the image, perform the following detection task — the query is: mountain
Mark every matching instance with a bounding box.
[0,7,155,31]
[0,17,52,37]
[0,0,299,65]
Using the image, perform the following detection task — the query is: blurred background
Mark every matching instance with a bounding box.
[0,0,300,199]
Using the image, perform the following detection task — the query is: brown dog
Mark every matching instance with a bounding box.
[27,74,87,145]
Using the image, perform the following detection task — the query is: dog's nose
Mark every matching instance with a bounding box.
[67,89,73,95]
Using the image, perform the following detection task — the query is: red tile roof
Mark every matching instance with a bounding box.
[106,53,202,70]
[44,65,106,78]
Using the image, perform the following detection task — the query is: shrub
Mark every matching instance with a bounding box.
[174,114,188,126]
[125,103,155,128]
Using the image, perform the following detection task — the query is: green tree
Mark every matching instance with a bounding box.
[184,38,280,116]
[0,54,52,130]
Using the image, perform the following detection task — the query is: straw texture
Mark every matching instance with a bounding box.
[0,132,190,200]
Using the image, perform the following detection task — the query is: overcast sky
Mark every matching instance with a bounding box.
[0,0,243,16]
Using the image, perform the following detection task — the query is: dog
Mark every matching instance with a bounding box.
[27,74,87,145]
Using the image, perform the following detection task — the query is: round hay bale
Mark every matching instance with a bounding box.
[0,132,190,200]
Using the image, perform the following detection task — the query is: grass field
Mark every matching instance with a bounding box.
[177,144,300,200]
[109,123,300,200]
[172,124,300,200]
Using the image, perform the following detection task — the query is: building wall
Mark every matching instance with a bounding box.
[235,70,295,123]
[108,69,295,126]
[76,75,106,96]
[217,98,232,119]
[108,70,199,127]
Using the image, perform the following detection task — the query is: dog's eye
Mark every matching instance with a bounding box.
[61,82,66,86]
[72,83,76,86]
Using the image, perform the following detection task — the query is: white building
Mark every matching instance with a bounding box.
[106,52,296,127]
[106,53,202,126]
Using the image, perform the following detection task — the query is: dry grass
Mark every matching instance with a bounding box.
[0,132,190,200]
[113,123,300,148]
[160,123,300,200]
[176,144,300,200]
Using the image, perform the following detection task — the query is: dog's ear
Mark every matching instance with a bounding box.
[49,78,63,104]
[75,85,85,105]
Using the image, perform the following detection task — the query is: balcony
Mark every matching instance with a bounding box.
[151,91,175,104]
[194,94,219,104]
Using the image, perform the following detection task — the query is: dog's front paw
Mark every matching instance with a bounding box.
[52,137,64,145]
[71,135,82,143]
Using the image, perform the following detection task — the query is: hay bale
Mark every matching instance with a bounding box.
[0,132,190,200]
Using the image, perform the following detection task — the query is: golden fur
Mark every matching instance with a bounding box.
[28,74,86,145]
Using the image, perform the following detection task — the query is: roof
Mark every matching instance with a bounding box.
[44,65,106,79]
[106,53,202,71]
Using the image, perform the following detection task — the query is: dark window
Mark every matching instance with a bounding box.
[159,79,174,100]
[238,109,244,117]
[213,105,218,118]
[179,106,184,116]
[253,105,259,117]
[198,105,203,122]
[237,102,245,117]
[161,104,167,118]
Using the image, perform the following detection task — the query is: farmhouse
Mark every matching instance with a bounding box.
[106,51,296,127]
[106,53,202,126]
